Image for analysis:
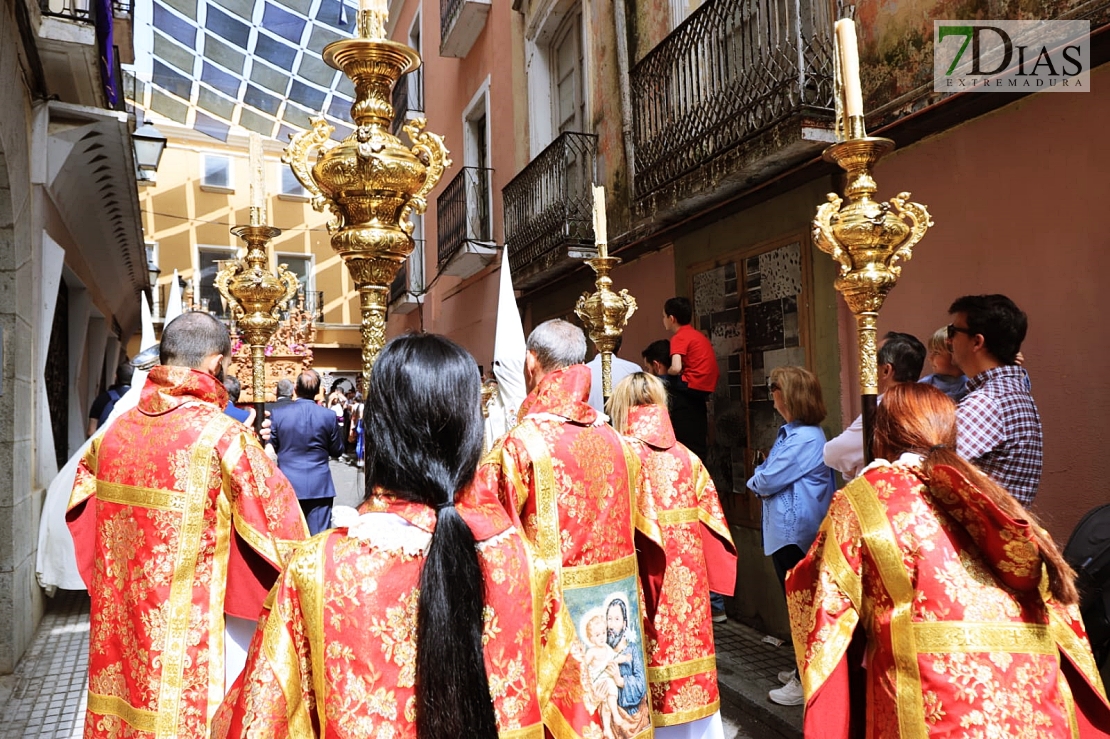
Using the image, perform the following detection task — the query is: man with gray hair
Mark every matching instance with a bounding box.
[477,319,659,735]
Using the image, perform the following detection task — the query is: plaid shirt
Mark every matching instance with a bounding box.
[956,365,1042,506]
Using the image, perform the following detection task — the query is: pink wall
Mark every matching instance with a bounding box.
[845,63,1110,537]
[605,246,677,363]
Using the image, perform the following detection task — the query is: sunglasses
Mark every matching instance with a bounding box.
[946,324,975,340]
[768,382,780,393]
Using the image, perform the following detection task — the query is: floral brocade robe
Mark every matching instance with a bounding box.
[212,491,543,739]
[786,458,1110,739]
[623,405,737,727]
[478,365,660,739]
[66,366,309,739]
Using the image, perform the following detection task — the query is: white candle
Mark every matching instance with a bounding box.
[359,0,388,15]
[592,185,607,258]
[835,19,864,119]
[249,133,265,226]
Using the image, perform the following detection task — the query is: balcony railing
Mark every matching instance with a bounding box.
[40,0,93,22]
[440,0,491,58]
[437,167,493,270]
[390,262,408,304]
[391,69,425,137]
[630,0,834,204]
[502,131,596,285]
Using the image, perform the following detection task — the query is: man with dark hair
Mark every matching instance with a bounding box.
[87,362,135,436]
[269,369,345,534]
[948,294,1042,505]
[67,310,307,739]
[585,335,641,413]
[222,375,255,426]
[663,297,720,460]
[824,331,926,479]
[641,340,672,376]
[477,319,658,737]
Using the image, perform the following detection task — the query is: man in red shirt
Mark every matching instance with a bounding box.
[663,297,719,460]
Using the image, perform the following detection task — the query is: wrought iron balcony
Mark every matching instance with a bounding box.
[630,0,835,216]
[440,0,491,58]
[389,262,408,304]
[436,168,496,279]
[391,69,425,137]
[502,131,596,290]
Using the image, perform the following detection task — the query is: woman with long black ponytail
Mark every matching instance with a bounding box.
[214,334,542,739]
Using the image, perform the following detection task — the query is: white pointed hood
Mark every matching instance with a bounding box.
[491,248,527,419]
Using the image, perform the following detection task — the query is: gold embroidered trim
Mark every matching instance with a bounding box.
[561,555,639,589]
[87,692,159,733]
[498,722,546,739]
[823,522,862,613]
[657,508,698,525]
[843,476,927,739]
[296,535,329,737]
[652,699,719,727]
[647,654,716,682]
[96,481,187,512]
[206,491,233,722]
[1049,604,1106,695]
[156,412,235,738]
[912,622,1054,653]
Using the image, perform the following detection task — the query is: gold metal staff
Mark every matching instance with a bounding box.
[575,186,637,407]
[283,4,450,388]
[215,225,299,420]
[812,19,933,463]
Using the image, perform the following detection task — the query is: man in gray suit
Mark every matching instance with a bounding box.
[269,369,344,534]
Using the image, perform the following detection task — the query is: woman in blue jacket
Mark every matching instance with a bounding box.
[747,365,835,706]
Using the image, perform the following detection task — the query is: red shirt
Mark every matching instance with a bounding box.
[670,324,719,392]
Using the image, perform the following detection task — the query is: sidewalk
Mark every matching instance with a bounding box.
[713,618,804,739]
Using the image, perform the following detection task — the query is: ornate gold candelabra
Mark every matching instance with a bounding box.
[215,226,300,408]
[811,119,933,463]
[283,7,450,386]
[575,256,637,405]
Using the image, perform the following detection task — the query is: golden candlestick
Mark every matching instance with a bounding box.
[812,134,933,461]
[283,7,450,387]
[575,256,637,405]
[215,225,300,405]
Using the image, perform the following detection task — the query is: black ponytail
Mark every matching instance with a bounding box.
[363,334,498,739]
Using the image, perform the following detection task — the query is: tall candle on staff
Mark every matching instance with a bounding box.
[835,19,864,123]
[249,132,266,226]
[592,184,607,259]
[358,0,388,37]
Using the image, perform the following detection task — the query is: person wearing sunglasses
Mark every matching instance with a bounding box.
[748,366,836,705]
[947,294,1042,507]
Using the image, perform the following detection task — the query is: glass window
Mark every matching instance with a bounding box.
[281,167,306,196]
[278,254,313,293]
[202,154,232,188]
[197,246,236,317]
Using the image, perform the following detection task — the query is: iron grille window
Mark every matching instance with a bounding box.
[441,0,465,47]
[502,131,596,276]
[391,69,425,136]
[630,0,835,202]
[390,262,408,304]
[436,167,493,270]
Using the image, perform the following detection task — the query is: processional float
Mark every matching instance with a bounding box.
[811,19,934,463]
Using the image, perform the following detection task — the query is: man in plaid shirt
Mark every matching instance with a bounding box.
[948,294,1042,506]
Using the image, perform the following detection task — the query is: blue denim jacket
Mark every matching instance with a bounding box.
[747,421,836,555]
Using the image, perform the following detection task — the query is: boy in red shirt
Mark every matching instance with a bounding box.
[663,296,719,460]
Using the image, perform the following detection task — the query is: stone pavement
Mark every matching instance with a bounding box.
[0,462,805,739]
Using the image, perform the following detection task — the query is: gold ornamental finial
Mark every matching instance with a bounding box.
[813,21,933,462]
[283,6,449,388]
[575,186,637,405]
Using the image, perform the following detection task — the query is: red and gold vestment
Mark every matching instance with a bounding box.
[623,405,736,727]
[212,486,543,739]
[478,365,659,739]
[67,366,309,739]
[786,457,1110,738]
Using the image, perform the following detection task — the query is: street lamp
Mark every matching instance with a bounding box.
[146,257,161,317]
[134,121,167,183]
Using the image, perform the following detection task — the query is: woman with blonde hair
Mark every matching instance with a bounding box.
[746,365,836,706]
[786,382,1110,737]
[608,372,737,739]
